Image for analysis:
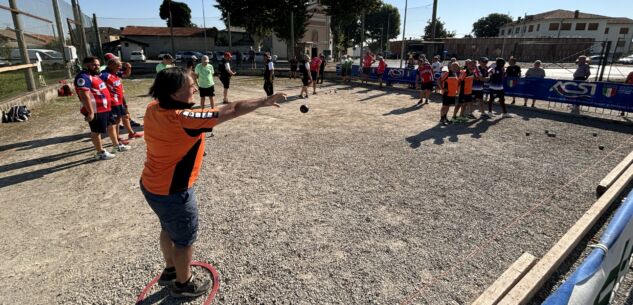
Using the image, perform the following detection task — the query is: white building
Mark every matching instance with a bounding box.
[270,0,332,59]
[498,9,633,58]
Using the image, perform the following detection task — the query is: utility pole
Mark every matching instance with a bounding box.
[429,0,438,57]
[8,0,35,91]
[360,10,365,64]
[168,0,175,57]
[92,13,103,59]
[290,9,294,59]
[228,12,232,51]
[399,0,407,68]
[71,0,89,58]
[202,0,208,52]
[52,0,70,78]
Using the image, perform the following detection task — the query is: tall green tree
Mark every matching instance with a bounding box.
[322,0,381,58]
[214,0,276,51]
[423,18,455,40]
[365,3,400,53]
[472,13,513,38]
[159,0,195,27]
[272,0,311,58]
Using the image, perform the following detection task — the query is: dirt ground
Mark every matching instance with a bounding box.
[1,76,633,305]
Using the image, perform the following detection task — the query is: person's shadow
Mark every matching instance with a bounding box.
[405,118,502,148]
[383,103,425,116]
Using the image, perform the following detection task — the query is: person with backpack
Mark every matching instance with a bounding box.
[218,52,236,104]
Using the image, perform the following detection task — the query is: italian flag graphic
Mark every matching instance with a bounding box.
[507,79,517,88]
[603,87,617,97]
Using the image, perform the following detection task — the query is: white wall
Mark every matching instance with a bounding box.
[498,18,633,56]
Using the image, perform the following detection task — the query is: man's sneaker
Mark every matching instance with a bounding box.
[95,150,115,161]
[118,138,130,145]
[502,113,515,118]
[113,144,131,153]
[128,132,144,139]
[130,120,142,127]
[170,275,211,298]
[158,268,177,286]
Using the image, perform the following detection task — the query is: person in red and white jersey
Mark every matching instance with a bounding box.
[74,56,129,160]
[376,56,387,88]
[416,56,434,105]
[309,55,322,94]
[100,57,143,145]
[361,51,375,85]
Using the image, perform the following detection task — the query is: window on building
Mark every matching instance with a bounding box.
[500,29,505,35]
[605,27,610,34]
[536,24,540,31]
[549,23,559,31]
[588,23,599,31]
[617,40,625,47]
[515,27,520,34]
[620,27,630,34]
[528,25,534,32]
[575,23,586,30]
[561,23,571,31]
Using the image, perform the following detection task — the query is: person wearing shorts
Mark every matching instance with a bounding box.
[416,57,434,104]
[194,55,216,109]
[218,52,236,104]
[454,60,475,120]
[141,67,286,298]
[376,56,387,87]
[361,51,375,84]
[438,62,460,126]
[100,56,142,144]
[75,56,129,160]
[299,55,312,98]
[263,52,274,96]
[488,57,511,117]
[309,55,322,94]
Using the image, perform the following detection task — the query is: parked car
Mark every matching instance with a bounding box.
[617,54,633,65]
[589,54,608,63]
[176,51,203,61]
[0,59,11,67]
[129,50,146,62]
[157,51,172,59]
[10,48,64,68]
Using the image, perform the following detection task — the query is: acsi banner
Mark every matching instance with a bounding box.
[336,64,418,85]
[503,77,633,112]
[543,189,633,305]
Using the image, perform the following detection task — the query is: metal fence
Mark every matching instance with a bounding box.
[0,0,95,100]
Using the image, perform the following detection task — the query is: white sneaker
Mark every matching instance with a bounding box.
[95,150,116,160]
[502,113,515,118]
[112,144,131,153]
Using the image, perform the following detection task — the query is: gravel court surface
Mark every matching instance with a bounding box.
[1,76,633,304]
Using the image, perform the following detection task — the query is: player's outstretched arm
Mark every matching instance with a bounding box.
[217,93,287,124]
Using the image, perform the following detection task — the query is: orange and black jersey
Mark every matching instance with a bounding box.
[141,101,219,195]
[439,71,459,97]
[459,69,475,95]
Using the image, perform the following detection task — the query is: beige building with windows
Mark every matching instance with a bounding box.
[269,0,331,59]
[498,9,633,59]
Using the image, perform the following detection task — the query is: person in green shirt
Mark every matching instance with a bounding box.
[194,55,215,109]
[156,54,174,73]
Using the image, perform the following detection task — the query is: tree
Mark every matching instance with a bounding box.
[272,0,311,58]
[472,13,513,38]
[322,0,381,58]
[423,18,455,40]
[159,0,195,27]
[365,3,400,53]
[215,0,276,51]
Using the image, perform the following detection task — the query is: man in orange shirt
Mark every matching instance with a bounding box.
[453,60,475,121]
[140,67,286,298]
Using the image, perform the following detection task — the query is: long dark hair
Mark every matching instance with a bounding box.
[148,67,194,109]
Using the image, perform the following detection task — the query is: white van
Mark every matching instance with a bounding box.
[10,49,65,68]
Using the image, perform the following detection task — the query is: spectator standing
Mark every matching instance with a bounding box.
[310,55,322,94]
[218,52,236,104]
[299,55,312,98]
[100,57,142,144]
[506,57,521,104]
[627,71,633,84]
[156,54,175,73]
[361,51,375,84]
[249,46,256,69]
[318,54,326,84]
[431,56,443,93]
[488,57,511,118]
[193,55,215,109]
[376,56,387,88]
[289,56,298,79]
[235,50,242,70]
[263,52,275,96]
[341,55,353,83]
[523,60,545,107]
[416,57,434,105]
[573,55,591,81]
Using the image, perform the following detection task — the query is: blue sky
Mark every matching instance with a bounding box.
[4,0,633,39]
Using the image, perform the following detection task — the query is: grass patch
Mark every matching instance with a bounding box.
[0,69,70,101]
